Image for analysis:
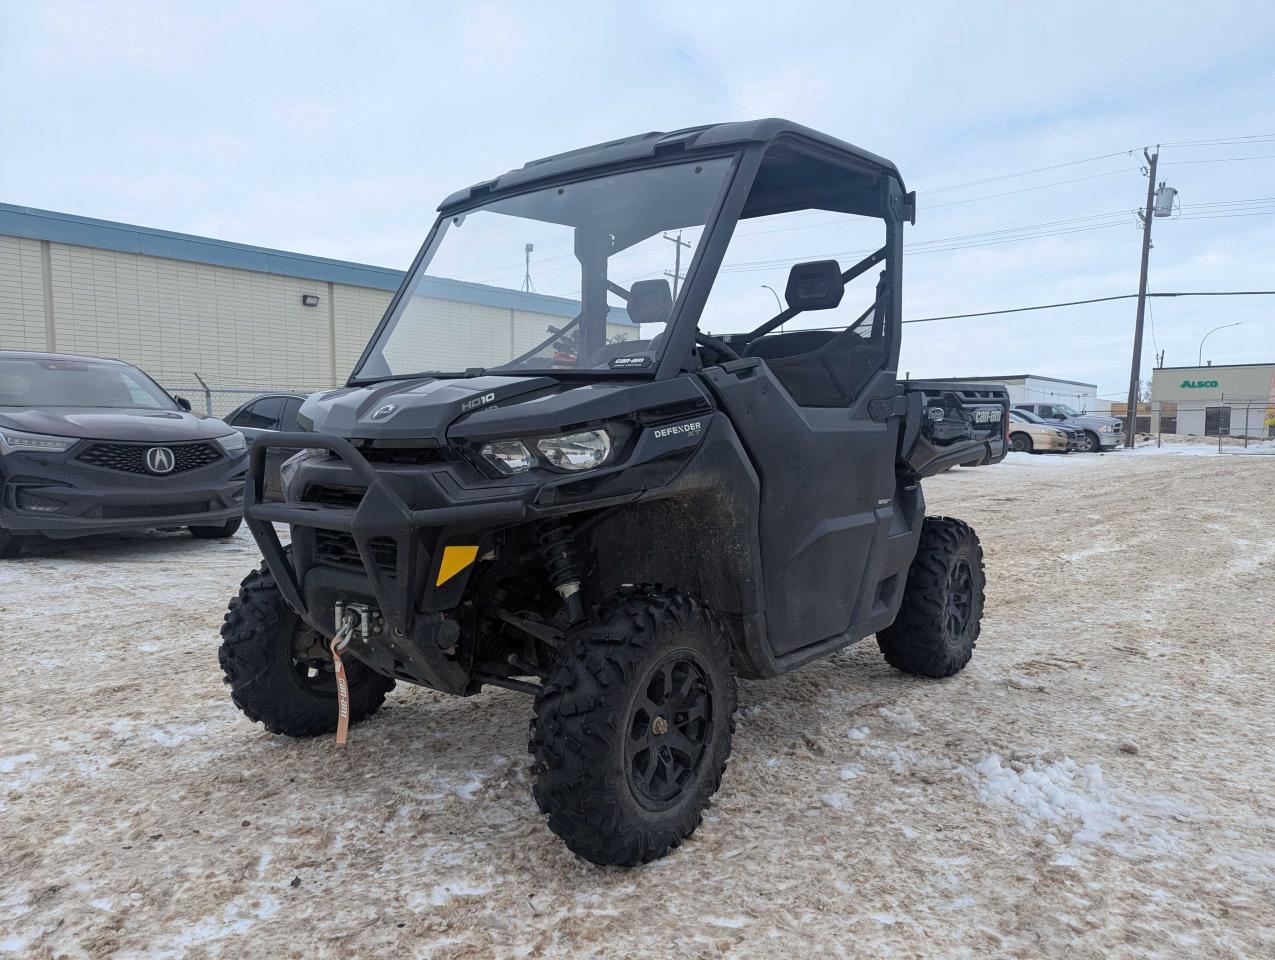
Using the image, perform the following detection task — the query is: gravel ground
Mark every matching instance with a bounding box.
[2,449,1273,959]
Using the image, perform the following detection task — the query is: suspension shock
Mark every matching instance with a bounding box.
[537,519,585,623]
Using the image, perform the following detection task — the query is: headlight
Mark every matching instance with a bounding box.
[216,431,247,454]
[480,440,534,474]
[536,430,611,471]
[1099,424,1113,433]
[0,429,77,455]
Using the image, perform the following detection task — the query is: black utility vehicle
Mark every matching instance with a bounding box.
[0,352,247,557]
[220,120,1008,866]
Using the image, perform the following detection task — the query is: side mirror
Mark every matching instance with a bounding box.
[784,260,844,311]
[174,396,192,411]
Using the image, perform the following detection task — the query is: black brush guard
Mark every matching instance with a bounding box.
[243,433,526,686]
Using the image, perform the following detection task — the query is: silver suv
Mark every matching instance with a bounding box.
[1014,403,1123,452]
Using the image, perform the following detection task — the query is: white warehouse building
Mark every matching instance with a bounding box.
[0,202,635,414]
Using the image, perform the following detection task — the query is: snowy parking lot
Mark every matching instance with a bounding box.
[2,447,1272,958]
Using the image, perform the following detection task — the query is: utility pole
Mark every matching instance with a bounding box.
[1123,147,1158,448]
[663,231,691,298]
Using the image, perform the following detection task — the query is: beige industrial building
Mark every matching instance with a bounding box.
[1149,362,1275,438]
[0,203,634,414]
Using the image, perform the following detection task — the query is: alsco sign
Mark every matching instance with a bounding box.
[1180,379,1220,389]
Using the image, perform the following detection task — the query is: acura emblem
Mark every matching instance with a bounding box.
[371,403,398,420]
[145,447,175,474]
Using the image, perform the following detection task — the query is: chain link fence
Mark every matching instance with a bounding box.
[160,378,333,419]
[1129,399,1275,450]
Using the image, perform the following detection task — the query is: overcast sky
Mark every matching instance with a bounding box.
[3,1,1273,397]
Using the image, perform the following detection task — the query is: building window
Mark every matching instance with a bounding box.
[1204,406,1231,437]
[1159,416,1178,434]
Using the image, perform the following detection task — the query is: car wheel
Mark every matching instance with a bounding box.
[0,525,23,559]
[1081,431,1100,453]
[190,518,242,539]
[530,586,736,867]
[1009,432,1033,454]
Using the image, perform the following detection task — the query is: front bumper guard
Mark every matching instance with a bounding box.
[243,433,525,687]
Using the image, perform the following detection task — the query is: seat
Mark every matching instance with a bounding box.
[743,328,883,407]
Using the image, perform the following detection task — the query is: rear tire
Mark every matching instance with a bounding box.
[218,556,395,737]
[1009,432,1033,454]
[190,518,242,539]
[877,517,984,678]
[529,587,736,867]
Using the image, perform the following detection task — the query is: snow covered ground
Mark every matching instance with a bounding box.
[2,451,1273,958]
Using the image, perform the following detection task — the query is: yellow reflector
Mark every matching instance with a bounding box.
[436,545,479,586]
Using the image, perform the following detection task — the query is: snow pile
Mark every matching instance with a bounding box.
[967,754,1181,857]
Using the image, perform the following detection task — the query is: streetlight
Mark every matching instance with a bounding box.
[761,285,783,312]
[1198,322,1241,366]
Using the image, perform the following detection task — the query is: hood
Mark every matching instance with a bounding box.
[1071,414,1122,427]
[0,406,235,442]
[301,376,560,443]
[303,374,713,444]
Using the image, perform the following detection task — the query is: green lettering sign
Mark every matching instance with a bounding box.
[1180,379,1219,389]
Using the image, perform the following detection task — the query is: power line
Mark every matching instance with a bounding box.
[904,290,1275,324]
[924,167,1140,209]
[919,150,1137,194]
[1163,154,1275,165]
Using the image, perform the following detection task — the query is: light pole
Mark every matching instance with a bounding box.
[761,285,783,312]
[1198,322,1241,366]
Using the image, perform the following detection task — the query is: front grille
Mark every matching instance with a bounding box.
[356,445,446,465]
[96,500,211,519]
[76,441,223,476]
[313,530,397,573]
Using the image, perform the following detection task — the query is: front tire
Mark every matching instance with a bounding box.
[1009,432,1033,454]
[1081,431,1100,453]
[877,517,984,678]
[530,587,737,867]
[218,557,395,737]
[0,526,22,559]
[190,518,242,539]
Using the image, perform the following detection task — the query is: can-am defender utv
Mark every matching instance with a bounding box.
[220,119,1008,866]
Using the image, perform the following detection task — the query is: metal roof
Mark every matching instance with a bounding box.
[922,374,1098,389]
[0,202,632,324]
[440,118,905,211]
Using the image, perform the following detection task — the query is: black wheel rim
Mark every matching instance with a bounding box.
[625,651,712,807]
[290,623,367,697]
[945,559,974,639]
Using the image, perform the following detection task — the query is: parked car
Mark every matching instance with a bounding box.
[0,351,248,558]
[1007,409,1071,453]
[1010,407,1085,451]
[1014,402,1122,452]
[224,393,308,499]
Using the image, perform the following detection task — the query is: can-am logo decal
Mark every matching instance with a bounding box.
[973,409,1001,424]
[370,403,398,420]
[145,447,175,474]
[1180,379,1219,389]
[461,392,496,412]
[652,419,704,439]
[609,356,652,369]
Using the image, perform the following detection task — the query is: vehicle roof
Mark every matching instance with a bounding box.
[0,350,130,366]
[440,118,904,211]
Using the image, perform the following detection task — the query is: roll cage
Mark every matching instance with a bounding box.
[349,119,914,387]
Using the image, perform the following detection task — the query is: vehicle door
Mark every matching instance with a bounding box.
[691,144,907,656]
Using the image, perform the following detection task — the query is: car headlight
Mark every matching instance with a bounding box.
[0,429,77,455]
[480,440,535,474]
[1099,424,1113,432]
[215,431,247,454]
[536,430,612,471]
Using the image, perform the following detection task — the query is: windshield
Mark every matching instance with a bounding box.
[1054,404,1081,416]
[1013,409,1044,424]
[355,157,734,381]
[0,357,177,409]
